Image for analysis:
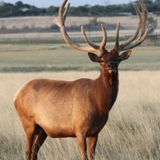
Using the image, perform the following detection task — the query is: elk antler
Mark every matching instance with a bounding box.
[54,0,148,54]
[114,0,149,52]
[54,0,107,54]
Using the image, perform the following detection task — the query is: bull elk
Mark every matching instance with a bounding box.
[14,0,148,159]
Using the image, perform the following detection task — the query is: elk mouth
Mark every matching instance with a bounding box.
[108,69,117,74]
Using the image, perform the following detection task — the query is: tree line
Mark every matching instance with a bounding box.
[0,0,160,17]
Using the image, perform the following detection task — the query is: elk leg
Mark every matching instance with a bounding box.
[87,136,98,160]
[31,126,47,160]
[76,133,88,160]
[23,121,36,160]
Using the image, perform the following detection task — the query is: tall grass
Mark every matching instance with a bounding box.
[0,71,159,160]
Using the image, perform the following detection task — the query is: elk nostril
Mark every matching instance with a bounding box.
[108,64,111,68]
[108,63,114,69]
[108,63,117,69]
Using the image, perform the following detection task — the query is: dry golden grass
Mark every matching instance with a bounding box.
[1,16,160,29]
[0,15,160,39]
[0,71,160,160]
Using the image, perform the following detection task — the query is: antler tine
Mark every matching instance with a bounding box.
[81,26,99,50]
[117,0,148,52]
[63,2,70,24]
[59,25,101,53]
[123,22,148,50]
[139,0,147,37]
[54,0,108,54]
[81,24,107,54]
[118,4,141,51]
[54,0,68,27]
[58,0,68,27]
[114,22,120,51]
[100,24,107,53]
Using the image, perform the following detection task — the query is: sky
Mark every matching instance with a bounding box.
[4,0,133,8]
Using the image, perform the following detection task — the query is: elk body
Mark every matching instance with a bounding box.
[14,0,148,160]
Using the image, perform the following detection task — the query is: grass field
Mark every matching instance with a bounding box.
[0,15,160,159]
[0,71,160,160]
[0,44,160,72]
[0,36,160,160]
[1,16,160,29]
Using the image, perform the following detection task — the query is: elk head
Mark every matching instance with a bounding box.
[54,0,148,75]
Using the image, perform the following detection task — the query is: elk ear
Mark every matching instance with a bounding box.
[88,52,102,63]
[119,50,132,61]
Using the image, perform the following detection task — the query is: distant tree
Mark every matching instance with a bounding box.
[29,6,42,16]
[89,5,105,16]
[15,1,23,8]
[154,0,160,3]
[142,0,153,4]
[75,6,89,16]
[0,3,14,17]
[120,3,135,14]
[0,1,4,6]
[84,4,90,7]
[0,0,160,17]
[47,6,58,15]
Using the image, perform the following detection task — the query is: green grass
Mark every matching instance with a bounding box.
[0,35,144,45]
[0,43,160,72]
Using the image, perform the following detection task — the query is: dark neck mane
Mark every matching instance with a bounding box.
[91,69,119,115]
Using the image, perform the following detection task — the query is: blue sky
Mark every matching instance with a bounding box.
[4,0,133,8]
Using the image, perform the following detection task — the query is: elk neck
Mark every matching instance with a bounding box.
[91,68,119,115]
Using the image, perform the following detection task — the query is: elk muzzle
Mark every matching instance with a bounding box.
[108,63,118,74]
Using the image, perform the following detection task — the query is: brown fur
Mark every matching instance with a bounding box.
[14,51,131,160]
[14,0,148,157]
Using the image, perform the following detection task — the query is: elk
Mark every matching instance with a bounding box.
[14,0,148,160]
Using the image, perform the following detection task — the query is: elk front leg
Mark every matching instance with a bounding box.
[23,121,36,160]
[76,133,88,160]
[87,136,98,160]
[25,130,35,160]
